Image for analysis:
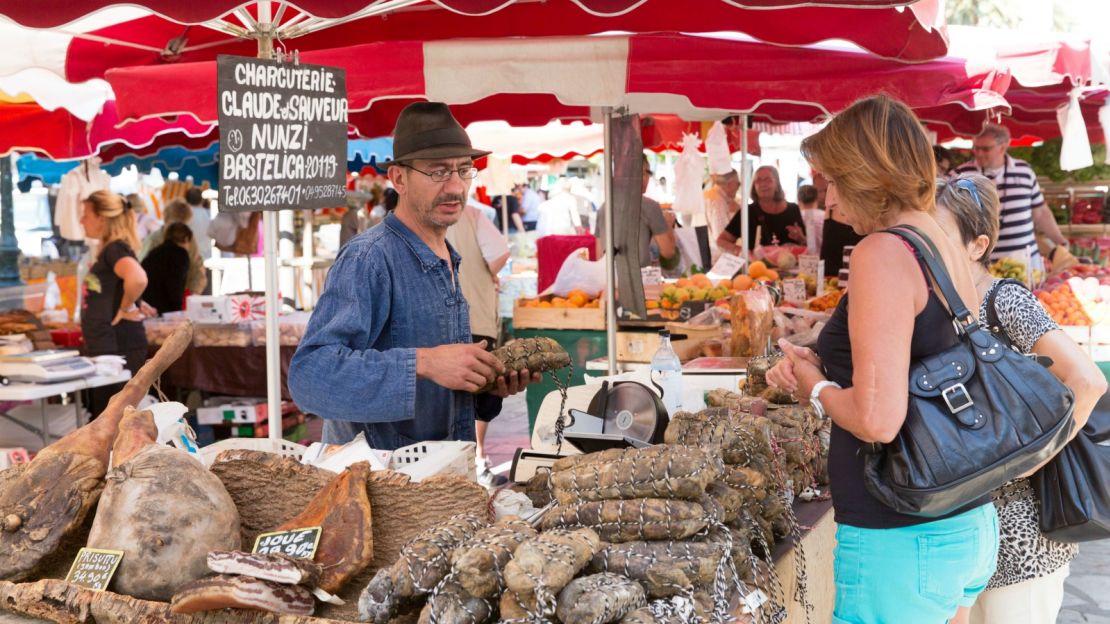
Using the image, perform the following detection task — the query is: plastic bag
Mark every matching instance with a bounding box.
[550,248,606,297]
[673,133,706,227]
[729,288,774,357]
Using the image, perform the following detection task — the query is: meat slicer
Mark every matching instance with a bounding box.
[509,380,670,483]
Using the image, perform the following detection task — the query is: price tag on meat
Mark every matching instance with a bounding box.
[218,55,348,212]
[253,527,322,559]
[66,548,124,591]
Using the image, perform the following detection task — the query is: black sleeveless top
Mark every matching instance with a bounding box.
[816,249,990,528]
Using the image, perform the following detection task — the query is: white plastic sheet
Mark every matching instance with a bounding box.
[1057,89,1094,171]
[673,133,706,228]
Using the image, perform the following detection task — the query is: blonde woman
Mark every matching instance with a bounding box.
[80,191,154,416]
[766,96,999,623]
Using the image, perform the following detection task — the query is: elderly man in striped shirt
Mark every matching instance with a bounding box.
[953,124,1072,269]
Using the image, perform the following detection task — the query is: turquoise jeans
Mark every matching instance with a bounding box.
[833,503,999,624]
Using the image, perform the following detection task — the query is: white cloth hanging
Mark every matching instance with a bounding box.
[55,157,110,241]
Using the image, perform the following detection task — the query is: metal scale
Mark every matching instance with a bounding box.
[509,380,670,482]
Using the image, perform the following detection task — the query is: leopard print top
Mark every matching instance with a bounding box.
[980,279,1078,590]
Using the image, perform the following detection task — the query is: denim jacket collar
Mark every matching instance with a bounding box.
[383,212,462,272]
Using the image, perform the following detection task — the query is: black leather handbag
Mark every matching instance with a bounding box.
[1032,398,1110,541]
[861,226,1075,517]
[981,283,1110,542]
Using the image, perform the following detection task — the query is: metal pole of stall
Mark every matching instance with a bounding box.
[603,108,617,375]
[255,1,283,441]
[738,114,750,265]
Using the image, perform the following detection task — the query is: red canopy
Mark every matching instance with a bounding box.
[107,33,1004,133]
[0,100,213,160]
[948,26,1108,143]
[3,0,941,28]
[6,0,947,83]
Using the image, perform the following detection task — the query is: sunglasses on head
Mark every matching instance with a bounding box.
[951,178,985,212]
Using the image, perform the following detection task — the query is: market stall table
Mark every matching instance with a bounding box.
[0,371,131,447]
[771,498,836,624]
[157,344,296,400]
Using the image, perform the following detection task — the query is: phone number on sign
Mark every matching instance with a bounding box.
[223,183,345,208]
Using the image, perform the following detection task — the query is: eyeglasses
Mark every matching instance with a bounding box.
[971,143,997,153]
[402,164,478,182]
[952,178,985,212]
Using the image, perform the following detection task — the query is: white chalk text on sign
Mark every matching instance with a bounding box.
[217,56,348,212]
[66,548,124,592]
[252,526,322,559]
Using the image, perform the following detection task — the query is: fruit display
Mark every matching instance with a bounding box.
[1036,280,1097,326]
[518,289,602,309]
[990,257,1028,283]
[753,245,807,270]
[806,288,844,312]
[649,262,781,315]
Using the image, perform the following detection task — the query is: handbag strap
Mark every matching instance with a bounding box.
[884,224,976,331]
[985,278,1025,346]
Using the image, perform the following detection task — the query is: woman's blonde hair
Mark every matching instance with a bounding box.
[801,95,936,232]
[936,173,1000,268]
[163,198,193,225]
[84,191,140,254]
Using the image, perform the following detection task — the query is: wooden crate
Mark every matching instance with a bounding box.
[616,322,723,363]
[513,295,606,330]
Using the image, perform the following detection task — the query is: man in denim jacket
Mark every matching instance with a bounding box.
[289,103,536,450]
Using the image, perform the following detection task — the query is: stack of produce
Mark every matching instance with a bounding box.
[518,289,602,309]
[804,288,844,312]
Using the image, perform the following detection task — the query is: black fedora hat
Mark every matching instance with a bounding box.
[379,102,490,168]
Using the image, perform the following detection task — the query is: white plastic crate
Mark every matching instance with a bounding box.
[389,441,477,482]
[198,437,306,467]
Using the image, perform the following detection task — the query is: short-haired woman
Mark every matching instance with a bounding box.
[936,173,1104,624]
[766,95,1000,624]
[80,191,154,416]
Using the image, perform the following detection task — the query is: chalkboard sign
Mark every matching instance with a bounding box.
[253,526,322,559]
[217,55,348,212]
[66,548,124,591]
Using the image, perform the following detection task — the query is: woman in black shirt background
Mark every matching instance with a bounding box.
[80,191,153,416]
[141,222,193,314]
[717,165,806,253]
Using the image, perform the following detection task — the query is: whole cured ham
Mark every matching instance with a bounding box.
[86,407,241,601]
[0,323,193,581]
[271,461,374,594]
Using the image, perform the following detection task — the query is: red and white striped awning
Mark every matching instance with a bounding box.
[106,32,1006,137]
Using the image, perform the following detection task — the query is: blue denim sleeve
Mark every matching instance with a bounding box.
[288,244,416,423]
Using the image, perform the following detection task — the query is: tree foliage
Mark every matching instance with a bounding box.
[945,0,1022,28]
[1010,140,1110,183]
